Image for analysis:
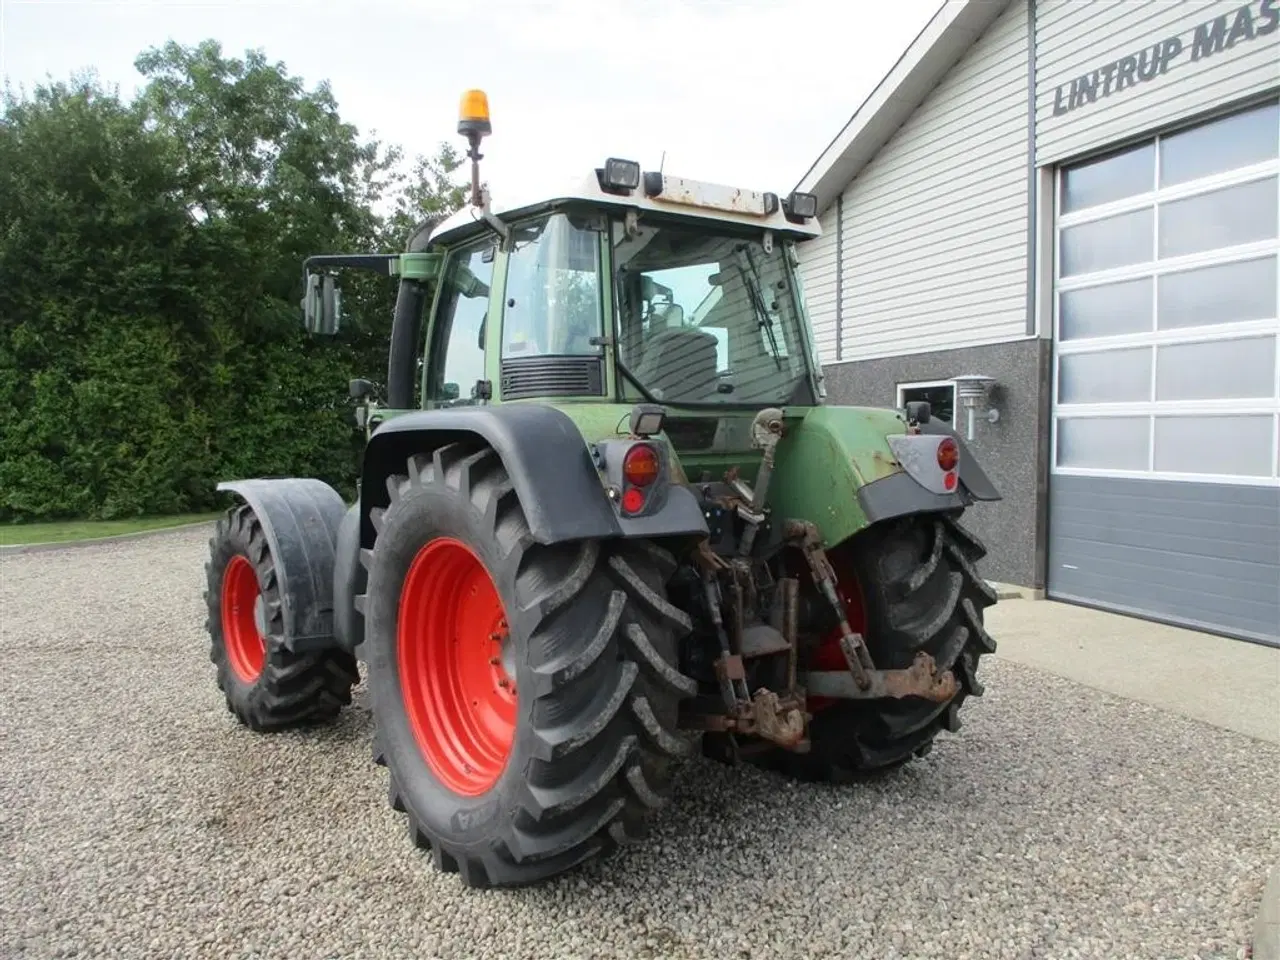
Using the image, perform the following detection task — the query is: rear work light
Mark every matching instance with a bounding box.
[784,190,818,220]
[623,443,660,487]
[597,157,641,194]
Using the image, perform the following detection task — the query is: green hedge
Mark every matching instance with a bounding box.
[0,41,466,521]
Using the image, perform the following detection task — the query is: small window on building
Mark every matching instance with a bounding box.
[897,380,955,424]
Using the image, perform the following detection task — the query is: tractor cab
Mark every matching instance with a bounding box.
[300,89,827,427]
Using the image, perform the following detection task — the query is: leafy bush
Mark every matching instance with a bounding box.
[0,42,467,520]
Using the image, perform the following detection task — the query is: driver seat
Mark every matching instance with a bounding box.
[640,327,721,401]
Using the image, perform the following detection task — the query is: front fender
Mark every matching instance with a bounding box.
[359,404,708,550]
[215,478,347,653]
[767,405,1001,547]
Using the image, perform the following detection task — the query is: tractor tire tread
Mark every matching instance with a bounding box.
[762,511,997,781]
[361,440,696,888]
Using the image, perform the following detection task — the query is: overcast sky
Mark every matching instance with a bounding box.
[1,0,943,204]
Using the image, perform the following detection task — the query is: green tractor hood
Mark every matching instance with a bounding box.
[768,405,1002,549]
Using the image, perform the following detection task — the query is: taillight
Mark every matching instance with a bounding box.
[937,438,959,472]
[621,487,645,513]
[623,443,660,487]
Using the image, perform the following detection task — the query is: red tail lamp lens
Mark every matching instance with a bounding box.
[943,471,958,491]
[623,443,660,487]
[937,438,959,472]
[621,487,645,513]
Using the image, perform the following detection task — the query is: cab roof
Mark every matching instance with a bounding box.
[427,166,823,248]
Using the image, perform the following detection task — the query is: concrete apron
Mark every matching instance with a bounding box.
[985,597,1280,959]
[1258,864,1280,960]
[985,598,1280,745]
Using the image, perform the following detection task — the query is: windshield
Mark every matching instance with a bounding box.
[612,217,816,407]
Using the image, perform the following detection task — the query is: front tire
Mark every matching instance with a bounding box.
[360,442,697,888]
[203,503,360,731]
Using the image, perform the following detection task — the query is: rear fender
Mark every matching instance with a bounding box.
[768,405,1002,547]
[215,478,347,654]
[359,404,708,550]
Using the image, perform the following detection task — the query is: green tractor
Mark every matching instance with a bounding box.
[203,90,1002,888]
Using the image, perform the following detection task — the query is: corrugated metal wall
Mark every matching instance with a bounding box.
[1036,0,1280,165]
[796,0,1031,364]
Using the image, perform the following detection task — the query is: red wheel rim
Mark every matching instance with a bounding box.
[221,554,266,683]
[808,548,867,713]
[398,536,516,796]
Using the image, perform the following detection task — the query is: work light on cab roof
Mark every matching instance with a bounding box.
[444,88,819,236]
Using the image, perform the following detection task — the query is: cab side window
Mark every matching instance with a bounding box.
[428,243,496,406]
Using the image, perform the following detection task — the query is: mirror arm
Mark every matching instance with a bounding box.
[300,253,401,294]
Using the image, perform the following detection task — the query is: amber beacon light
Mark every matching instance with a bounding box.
[457,89,492,209]
[458,89,491,138]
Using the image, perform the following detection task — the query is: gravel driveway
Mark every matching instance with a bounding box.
[2,525,1276,960]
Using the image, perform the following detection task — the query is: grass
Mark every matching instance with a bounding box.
[0,512,222,546]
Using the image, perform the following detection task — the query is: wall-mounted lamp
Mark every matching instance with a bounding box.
[952,374,999,441]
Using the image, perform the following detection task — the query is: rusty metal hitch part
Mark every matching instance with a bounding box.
[682,407,958,753]
[783,518,876,688]
[802,651,959,702]
[736,407,785,557]
[682,662,810,752]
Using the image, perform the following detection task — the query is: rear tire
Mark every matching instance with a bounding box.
[204,503,360,731]
[360,442,697,888]
[761,512,997,780]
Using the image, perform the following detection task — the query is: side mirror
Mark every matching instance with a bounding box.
[441,382,461,401]
[303,272,342,334]
[349,378,375,400]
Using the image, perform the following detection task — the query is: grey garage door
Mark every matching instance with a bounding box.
[1048,97,1280,647]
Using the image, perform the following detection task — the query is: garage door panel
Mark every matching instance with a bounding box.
[1049,511,1280,571]
[1049,558,1279,628]
[1050,522,1280,591]
[1048,585,1280,647]
[1051,482,1280,532]
[1048,475,1280,644]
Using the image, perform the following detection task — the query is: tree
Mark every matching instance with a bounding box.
[383,142,469,247]
[0,75,208,518]
[0,42,470,522]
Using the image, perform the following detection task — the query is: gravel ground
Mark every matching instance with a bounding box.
[1,525,1276,960]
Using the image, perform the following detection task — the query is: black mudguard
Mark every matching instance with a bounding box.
[332,503,366,653]
[215,478,347,654]
[857,421,1002,525]
[358,404,709,549]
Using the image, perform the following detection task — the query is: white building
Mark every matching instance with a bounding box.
[795,0,1279,646]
